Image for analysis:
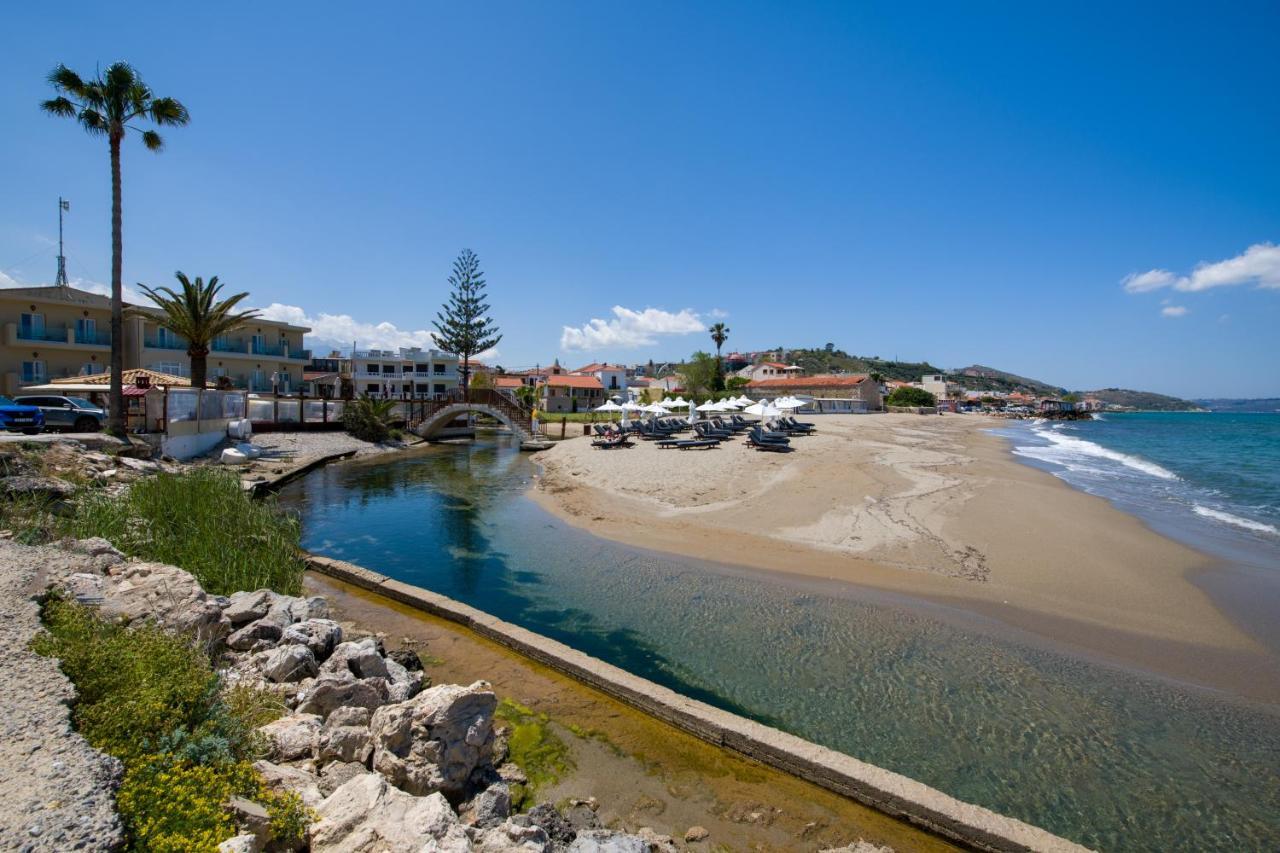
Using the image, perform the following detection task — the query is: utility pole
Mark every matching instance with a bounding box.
[55,197,70,287]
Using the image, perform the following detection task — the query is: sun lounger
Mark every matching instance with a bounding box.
[592,433,632,449]
[747,431,792,452]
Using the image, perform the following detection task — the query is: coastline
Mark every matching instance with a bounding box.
[528,414,1280,705]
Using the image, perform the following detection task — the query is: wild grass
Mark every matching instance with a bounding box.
[32,598,309,851]
[61,467,305,596]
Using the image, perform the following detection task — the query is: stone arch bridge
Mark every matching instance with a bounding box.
[407,389,544,448]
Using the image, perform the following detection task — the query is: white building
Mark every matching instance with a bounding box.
[348,347,459,398]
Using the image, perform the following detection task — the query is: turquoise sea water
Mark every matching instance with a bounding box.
[277,431,1280,852]
[991,413,1280,570]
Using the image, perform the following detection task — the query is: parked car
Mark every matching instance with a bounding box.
[0,396,46,434]
[14,395,106,432]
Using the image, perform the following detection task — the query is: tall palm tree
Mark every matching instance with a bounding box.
[42,62,189,435]
[708,322,730,387]
[137,272,259,389]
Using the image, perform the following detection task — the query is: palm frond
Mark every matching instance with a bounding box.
[41,96,77,117]
[103,62,138,94]
[141,129,163,150]
[47,64,87,95]
[79,109,108,134]
[149,97,190,126]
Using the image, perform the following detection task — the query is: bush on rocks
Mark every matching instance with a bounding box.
[31,598,309,852]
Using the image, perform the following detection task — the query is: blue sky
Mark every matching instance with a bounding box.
[1,2,1277,397]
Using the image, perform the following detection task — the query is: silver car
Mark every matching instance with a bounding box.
[14,395,106,432]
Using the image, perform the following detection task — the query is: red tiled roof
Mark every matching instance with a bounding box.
[572,362,625,374]
[746,374,868,389]
[759,362,789,369]
[542,375,604,390]
[494,376,524,388]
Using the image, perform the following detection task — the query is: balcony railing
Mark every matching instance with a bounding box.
[18,326,68,343]
[75,330,111,346]
[145,335,188,350]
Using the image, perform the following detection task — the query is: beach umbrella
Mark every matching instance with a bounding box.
[736,395,753,406]
[595,400,623,425]
[744,400,782,423]
[665,397,689,409]
[774,396,801,409]
[620,399,644,428]
[695,399,721,412]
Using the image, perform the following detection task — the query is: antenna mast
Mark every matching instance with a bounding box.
[55,197,70,287]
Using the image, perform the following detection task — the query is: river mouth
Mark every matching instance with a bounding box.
[277,437,1280,853]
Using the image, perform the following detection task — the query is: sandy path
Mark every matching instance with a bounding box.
[531,414,1280,703]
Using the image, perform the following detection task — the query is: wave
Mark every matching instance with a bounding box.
[1192,505,1280,536]
[1028,429,1179,481]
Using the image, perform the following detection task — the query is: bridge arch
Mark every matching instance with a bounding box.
[412,402,532,442]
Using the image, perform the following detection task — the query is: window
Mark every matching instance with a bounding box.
[366,364,380,374]
[151,361,184,376]
[21,361,46,382]
[415,364,430,374]
[250,369,266,390]
[383,364,398,374]
[433,364,446,375]
[416,383,430,394]
[251,334,265,355]
[157,327,177,348]
[75,318,97,344]
[366,383,379,393]
[79,363,103,376]
[20,313,45,340]
[434,384,445,395]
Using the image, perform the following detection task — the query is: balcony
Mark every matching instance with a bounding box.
[144,334,187,351]
[11,324,111,348]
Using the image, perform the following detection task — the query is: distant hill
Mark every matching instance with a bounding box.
[752,347,1197,409]
[952,364,1064,396]
[1078,388,1201,411]
[1195,398,1280,413]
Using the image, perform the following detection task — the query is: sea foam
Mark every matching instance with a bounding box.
[1192,505,1280,536]
[1026,428,1179,481]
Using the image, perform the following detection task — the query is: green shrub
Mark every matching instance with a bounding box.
[342,394,397,443]
[32,599,309,851]
[886,386,937,407]
[118,755,307,853]
[61,467,304,595]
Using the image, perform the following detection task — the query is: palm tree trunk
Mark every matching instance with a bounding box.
[189,350,207,390]
[108,132,125,436]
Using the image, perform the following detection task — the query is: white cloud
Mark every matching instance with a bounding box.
[708,307,729,319]
[1176,242,1280,292]
[255,302,456,355]
[560,306,705,351]
[1122,242,1280,296]
[1161,305,1188,317]
[1122,269,1176,294]
[0,270,21,289]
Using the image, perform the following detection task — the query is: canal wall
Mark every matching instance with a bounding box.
[304,552,1090,853]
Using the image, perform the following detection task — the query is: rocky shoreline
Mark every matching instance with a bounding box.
[7,535,893,852]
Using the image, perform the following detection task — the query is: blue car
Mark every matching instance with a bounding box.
[0,396,46,434]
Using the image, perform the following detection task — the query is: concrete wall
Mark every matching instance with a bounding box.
[304,553,1089,853]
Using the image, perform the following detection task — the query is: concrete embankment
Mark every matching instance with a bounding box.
[304,553,1091,853]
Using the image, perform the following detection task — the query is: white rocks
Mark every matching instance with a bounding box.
[93,560,230,645]
[310,774,471,852]
[281,618,343,659]
[225,590,275,626]
[258,714,322,762]
[462,781,512,829]
[322,638,389,680]
[369,681,497,798]
[566,830,648,853]
[262,644,319,683]
[227,618,284,651]
[217,834,262,853]
[252,760,325,810]
[820,843,896,853]
[320,723,373,765]
[296,672,389,719]
[470,815,550,852]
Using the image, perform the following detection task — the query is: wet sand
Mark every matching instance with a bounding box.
[305,573,959,852]
[530,414,1280,704]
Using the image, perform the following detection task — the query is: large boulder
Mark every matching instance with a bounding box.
[369,681,497,799]
[262,644,319,683]
[322,638,389,680]
[461,782,511,829]
[320,724,373,765]
[281,619,343,660]
[309,774,471,852]
[385,657,425,703]
[258,713,321,762]
[224,589,277,626]
[525,804,576,848]
[252,760,325,810]
[95,560,230,645]
[1,474,76,499]
[296,671,389,719]
[227,617,284,651]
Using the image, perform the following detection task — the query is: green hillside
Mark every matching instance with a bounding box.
[1078,388,1201,411]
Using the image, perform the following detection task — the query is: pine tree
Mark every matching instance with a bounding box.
[431,249,502,400]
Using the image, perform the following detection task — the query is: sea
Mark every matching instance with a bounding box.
[990,412,1280,571]
[278,417,1280,851]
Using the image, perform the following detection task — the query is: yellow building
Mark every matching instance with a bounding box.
[0,284,310,396]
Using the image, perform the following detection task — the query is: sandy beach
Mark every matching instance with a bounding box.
[531,414,1280,703]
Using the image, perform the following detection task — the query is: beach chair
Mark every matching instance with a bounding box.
[592,432,632,449]
[747,429,792,452]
